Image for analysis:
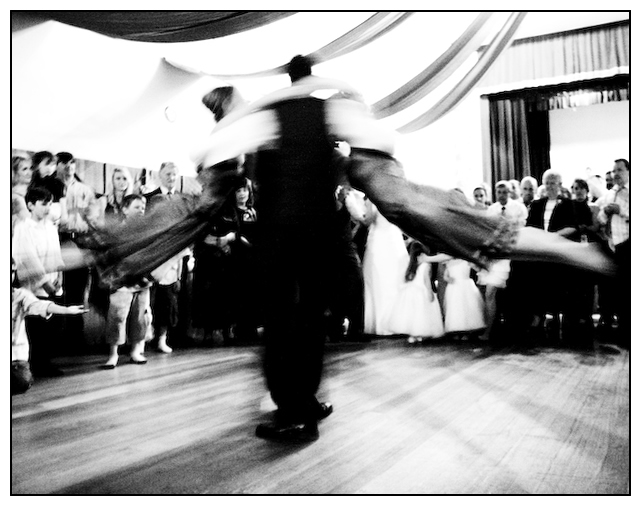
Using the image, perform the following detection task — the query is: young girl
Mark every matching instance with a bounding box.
[387,241,447,342]
[442,259,486,336]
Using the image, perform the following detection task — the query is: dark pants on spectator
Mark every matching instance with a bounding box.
[25,298,61,373]
[60,235,90,352]
[614,240,630,347]
[327,242,364,341]
[151,282,180,334]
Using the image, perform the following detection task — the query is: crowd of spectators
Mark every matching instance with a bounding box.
[10,147,630,394]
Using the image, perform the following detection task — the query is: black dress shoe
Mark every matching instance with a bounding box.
[316,402,333,421]
[255,421,319,443]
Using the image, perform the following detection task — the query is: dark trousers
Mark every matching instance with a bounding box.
[25,297,61,369]
[327,243,364,340]
[260,226,337,423]
[61,236,90,351]
[614,240,630,346]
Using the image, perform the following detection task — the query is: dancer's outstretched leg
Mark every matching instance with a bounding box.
[348,149,616,277]
[511,227,615,276]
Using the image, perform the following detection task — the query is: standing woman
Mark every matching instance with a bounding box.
[524,169,578,342]
[361,197,409,336]
[230,176,261,342]
[191,86,248,345]
[12,156,32,235]
[100,167,134,227]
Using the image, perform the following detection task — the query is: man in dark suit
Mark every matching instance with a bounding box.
[143,161,179,210]
[143,162,194,349]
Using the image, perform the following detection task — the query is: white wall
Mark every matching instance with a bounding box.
[549,100,630,183]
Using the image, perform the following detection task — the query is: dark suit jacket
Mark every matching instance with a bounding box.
[143,187,179,211]
[142,187,162,202]
[526,197,578,239]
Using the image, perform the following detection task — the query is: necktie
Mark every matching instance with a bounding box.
[501,206,506,215]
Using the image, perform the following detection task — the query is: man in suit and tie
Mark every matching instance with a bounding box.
[143,161,179,209]
[478,180,528,342]
[597,159,630,348]
[143,162,192,350]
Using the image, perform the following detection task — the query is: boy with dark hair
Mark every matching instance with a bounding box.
[13,187,66,376]
[103,194,153,368]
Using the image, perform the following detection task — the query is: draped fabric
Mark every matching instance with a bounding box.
[40,11,296,43]
[371,12,495,118]
[479,21,629,89]
[397,12,527,134]
[196,12,413,79]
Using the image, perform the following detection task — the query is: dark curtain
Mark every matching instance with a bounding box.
[525,109,551,184]
[487,75,628,187]
[488,97,546,186]
[31,11,296,42]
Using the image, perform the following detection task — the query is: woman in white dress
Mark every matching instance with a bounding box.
[360,198,409,336]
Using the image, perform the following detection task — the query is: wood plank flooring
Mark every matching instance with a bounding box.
[11,339,629,495]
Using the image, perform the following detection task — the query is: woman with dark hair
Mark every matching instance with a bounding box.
[28,151,65,226]
[571,178,600,243]
[567,178,601,345]
[230,176,262,342]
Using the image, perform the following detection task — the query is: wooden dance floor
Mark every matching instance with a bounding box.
[11,339,629,495]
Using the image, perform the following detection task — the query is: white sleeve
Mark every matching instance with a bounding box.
[326,99,396,155]
[517,202,528,227]
[191,110,279,168]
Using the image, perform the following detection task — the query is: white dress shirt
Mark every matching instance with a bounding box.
[597,183,630,247]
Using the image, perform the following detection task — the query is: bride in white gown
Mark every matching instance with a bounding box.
[360,198,409,336]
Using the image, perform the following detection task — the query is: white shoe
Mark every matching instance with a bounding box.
[158,343,173,354]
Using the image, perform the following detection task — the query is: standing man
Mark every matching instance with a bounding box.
[477,180,528,342]
[143,161,180,208]
[252,55,340,442]
[144,162,191,349]
[56,152,99,353]
[13,188,65,376]
[598,159,630,348]
[520,176,538,210]
[605,170,615,191]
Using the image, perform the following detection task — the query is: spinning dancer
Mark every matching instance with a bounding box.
[55,57,615,444]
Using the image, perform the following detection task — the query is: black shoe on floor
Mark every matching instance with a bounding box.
[316,402,333,421]
[255,421,319,443]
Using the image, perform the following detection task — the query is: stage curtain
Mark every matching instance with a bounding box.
[487,75,628,186]
[38,11,296,43]
[479,21,629,88]
[488,97,543,186]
